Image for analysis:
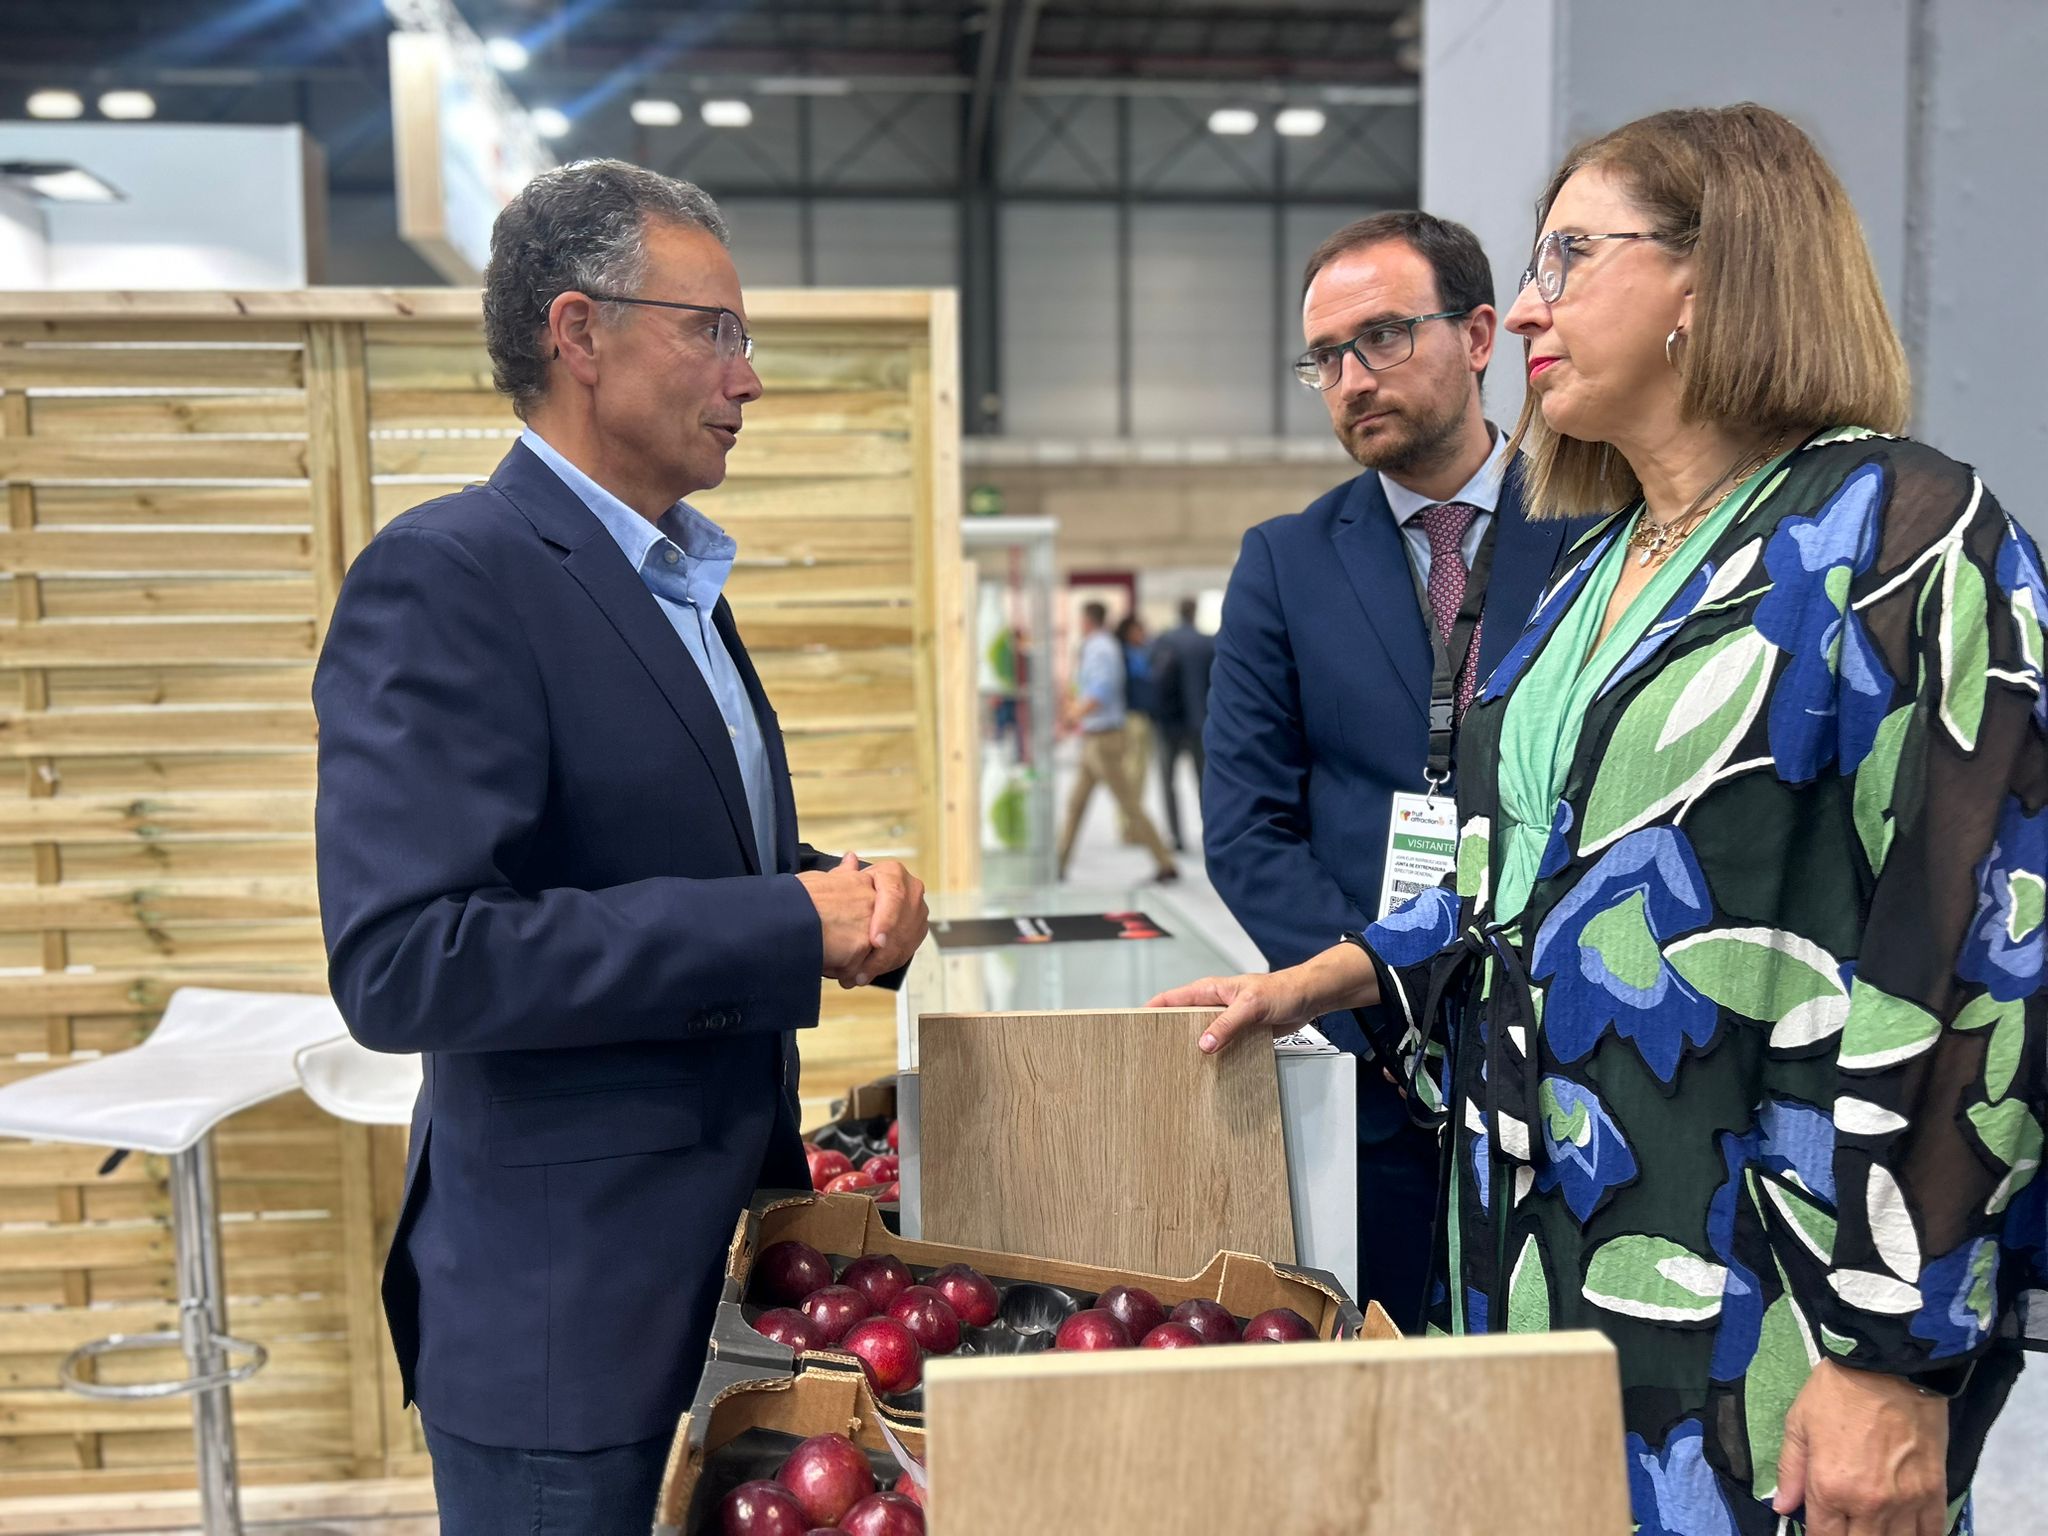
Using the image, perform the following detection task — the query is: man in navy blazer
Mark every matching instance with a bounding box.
[1203,212,1574,1330]
[314,162,928,1534]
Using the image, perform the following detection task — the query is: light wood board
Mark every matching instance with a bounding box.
[917,1009,1295,1272]
[923,1332,1630,1536]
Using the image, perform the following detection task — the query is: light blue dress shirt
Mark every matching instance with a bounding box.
[1379,426,1512,585]
[519,428,779,873]
[1076,628,1127,733]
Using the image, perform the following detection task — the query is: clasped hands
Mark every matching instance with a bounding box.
[797,851,929,989]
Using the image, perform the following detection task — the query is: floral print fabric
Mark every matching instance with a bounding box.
[1364,433,2047,1535]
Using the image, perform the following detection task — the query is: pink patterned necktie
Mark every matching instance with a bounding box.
[1419,500,1484,721]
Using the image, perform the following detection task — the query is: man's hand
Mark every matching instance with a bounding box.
[796,852,929,988]
[1774,1359,1949,1536]
[797,852,879,984]
[856,857,928,987]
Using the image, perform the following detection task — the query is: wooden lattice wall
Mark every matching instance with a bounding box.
[0,288,971,1496]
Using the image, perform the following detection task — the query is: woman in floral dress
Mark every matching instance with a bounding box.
[1155,105,2045,1535]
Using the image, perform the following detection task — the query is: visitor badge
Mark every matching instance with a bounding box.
[1377,791,1459,919]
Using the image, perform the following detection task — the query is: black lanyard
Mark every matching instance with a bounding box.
[1412,516,1497,789]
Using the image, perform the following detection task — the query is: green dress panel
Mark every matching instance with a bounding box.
[1358,429,2048,1536]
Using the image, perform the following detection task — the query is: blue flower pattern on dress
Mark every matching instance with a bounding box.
[1480,528,1620,704]
[1365,882,1460,969]
[1535,1076,1638,1221]
[1537,800,1575,882]
[1996,518,2048,730]
[1706,1099,1838,1381]
[1625,1420,1739,1536]
[1909,1237,2000,1360]
[1530,826,1716,1082]
[1958,795,2047,1003]
[1754,462,1895,781]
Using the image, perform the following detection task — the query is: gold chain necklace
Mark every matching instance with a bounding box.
[1628,433,1789,569]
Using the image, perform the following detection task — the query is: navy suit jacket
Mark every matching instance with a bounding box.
[314,442,846,1451]
[1202,461,1575,1139]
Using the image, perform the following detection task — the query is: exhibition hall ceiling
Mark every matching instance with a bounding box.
[0,0,1421,198]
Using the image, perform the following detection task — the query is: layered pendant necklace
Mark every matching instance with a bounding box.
[1627,432,1790,568]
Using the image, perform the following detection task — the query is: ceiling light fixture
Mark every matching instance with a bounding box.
[1274,107,1326,138]
[630,98,683,127]
[26,90,84,120]
[1206,107,1258,136]
[483,37,529,72]
[97,90,156,120]
[530,106,571,139]
[700,99,754,129]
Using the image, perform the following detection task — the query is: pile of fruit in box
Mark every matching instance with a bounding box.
[717,1429,924,1534]
[747,1238,1320,1405]
[803,1116,900,1200]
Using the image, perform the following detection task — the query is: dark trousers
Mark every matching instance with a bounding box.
[1155,722,1207,850]
[1356,1119,1441,1333]
[424,1418,673,1536]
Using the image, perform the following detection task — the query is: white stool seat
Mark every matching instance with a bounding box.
[0,987,345,1155]
[294,1035,420,1126]
[0,986,353,1535]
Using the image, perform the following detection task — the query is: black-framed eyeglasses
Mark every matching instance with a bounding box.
[1292,309,1473,391]
[1517,232,1656,304]
[581,293,755,363]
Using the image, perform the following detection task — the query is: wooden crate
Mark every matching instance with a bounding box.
[0,288,973,1496]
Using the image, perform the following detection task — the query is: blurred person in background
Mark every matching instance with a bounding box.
[1202,210,1580,1327]
[1162,105,2046,1535]
[1058,600,1179,883]
[1116,613,1158,845]
[1150,597,1217,853]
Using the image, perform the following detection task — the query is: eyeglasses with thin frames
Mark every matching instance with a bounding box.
[1291,308,1472,391]
[580,293,755,363]
[1517,231,1656,304]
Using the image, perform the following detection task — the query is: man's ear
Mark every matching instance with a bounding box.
[1465,303,1498,376]
[546,290,604,390]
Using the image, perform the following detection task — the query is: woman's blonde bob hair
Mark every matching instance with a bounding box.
[1508,103,1911,521]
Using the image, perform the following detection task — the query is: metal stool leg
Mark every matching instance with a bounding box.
[172,1138,244,1536]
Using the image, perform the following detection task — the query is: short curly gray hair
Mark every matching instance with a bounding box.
[482,158,731,419]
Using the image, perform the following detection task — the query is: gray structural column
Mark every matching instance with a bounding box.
[1422,0,2047,537]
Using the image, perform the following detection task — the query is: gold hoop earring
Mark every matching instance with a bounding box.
[1665,328,1686,370]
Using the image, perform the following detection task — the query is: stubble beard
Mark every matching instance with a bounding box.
[1338,390,1470,482]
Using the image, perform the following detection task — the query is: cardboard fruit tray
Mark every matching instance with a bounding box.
[654,1362,924,1536]
[709,1190,1381,1419]
[809,1075,896,1166]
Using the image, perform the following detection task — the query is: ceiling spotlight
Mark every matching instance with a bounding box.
[0,160,124,203]
[700,99,754,129]
[97,90,156,121]
[530,106,571,139]
[1206,107,1258,136]
[630,98,683,127]
[1275,107,1327,138]
[483,36,529,72]
[26,89,84,120]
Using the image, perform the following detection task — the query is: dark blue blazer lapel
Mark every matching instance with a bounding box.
[714,598,800,873]
[1330,472,1432,722]
[1477,456,1569,680]
[487,442,765,875]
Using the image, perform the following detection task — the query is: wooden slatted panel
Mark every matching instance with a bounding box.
[0,324,375,1494]
[0,290,971,1498]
